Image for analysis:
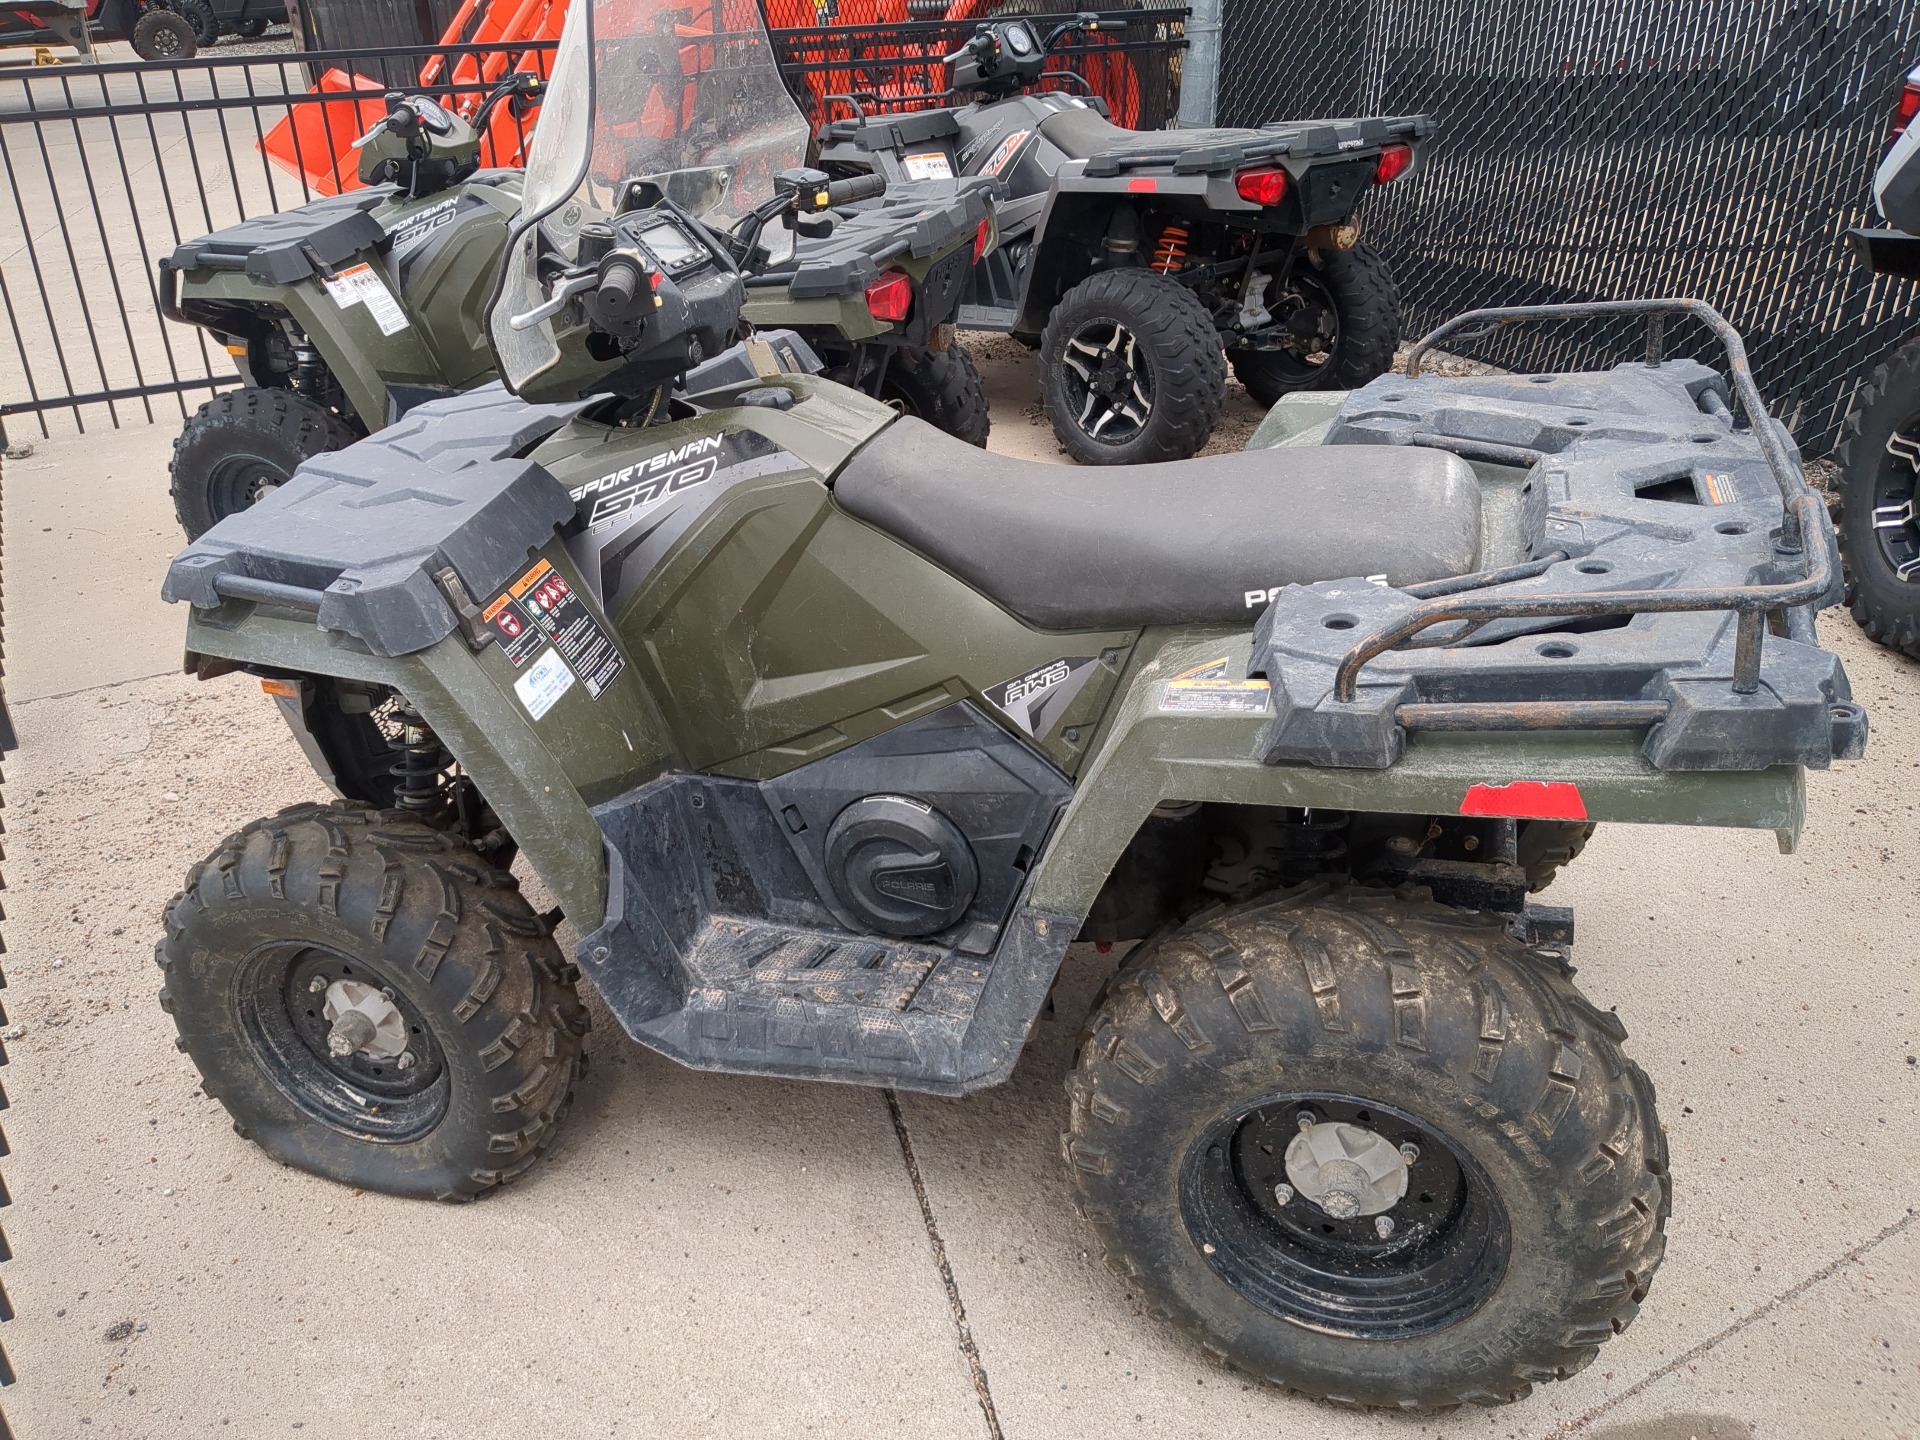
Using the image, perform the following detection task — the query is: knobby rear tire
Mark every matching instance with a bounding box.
[1064,883,1668,1409]
[880,341,992,447]
[1836,334,1920,658]
[1041,267,1226,465]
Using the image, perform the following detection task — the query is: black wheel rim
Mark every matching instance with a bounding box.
[235,941,449,1143]
[1241,270,1342,387]
[1060,318,1153,445]
[151,23,187,55]
[205,451,289,523]
[1870,426,1920,584]
[1180,1091,1511,1338]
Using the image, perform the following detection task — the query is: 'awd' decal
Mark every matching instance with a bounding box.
[570,434,727,528]
[985,655,1096,738]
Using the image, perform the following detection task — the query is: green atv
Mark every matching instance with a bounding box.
[156,0,1866,1411]
[160,61,996,540]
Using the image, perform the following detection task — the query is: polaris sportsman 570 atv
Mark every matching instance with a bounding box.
[157,0,1865,1411]
[160,52,997,539]
[814,11,1429,465]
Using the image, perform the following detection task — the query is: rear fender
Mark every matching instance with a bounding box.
[1030,629,1806,922]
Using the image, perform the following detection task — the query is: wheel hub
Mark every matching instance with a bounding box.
[1061,320,1152,442]
[1875,430,1920,583]
[321,978,409,1061]
[1284,1119,1408,1219]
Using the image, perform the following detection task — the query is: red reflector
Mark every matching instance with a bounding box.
[1373,142,1413,185]
[1893,82,1920,141]
[1126,177,1158,193]
[1234,167,1287,205]
[972,216,991,263]
[864,269,913,323]
[1458,781,1589,820]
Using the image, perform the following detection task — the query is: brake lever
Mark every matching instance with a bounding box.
[507,270,601,331]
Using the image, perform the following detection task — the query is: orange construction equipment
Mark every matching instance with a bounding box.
[260,0,564,196]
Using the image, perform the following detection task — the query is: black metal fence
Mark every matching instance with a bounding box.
[0,41,548,441]
[0,12,1187,441]
[765,7,1186,131]
[1219,0,1920,456]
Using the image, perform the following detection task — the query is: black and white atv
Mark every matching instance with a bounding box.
[815,11,1429,464]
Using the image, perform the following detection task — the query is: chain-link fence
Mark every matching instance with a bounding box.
[1218,0,1920,456]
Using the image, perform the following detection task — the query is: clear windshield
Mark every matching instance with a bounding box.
[489,0,811,391]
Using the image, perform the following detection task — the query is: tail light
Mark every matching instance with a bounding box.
[1890,65,1920,147]
[865,269,914,323]
[1373,142,1413,186]
[1234,167,1287,206]
[972,216,992,263]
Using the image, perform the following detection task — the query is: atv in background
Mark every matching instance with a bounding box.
[815,11,1428,464]
[0,0,278,60]
[159,81,543,537]
[1838,63,1920,658]
[161,58,997,539]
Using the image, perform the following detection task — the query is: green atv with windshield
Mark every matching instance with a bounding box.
[160,59,996,540]
[155,0,1866,1412]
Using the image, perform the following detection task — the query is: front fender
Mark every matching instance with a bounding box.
[184,604,616,931]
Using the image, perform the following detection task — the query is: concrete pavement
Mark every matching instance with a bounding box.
[0,350,1916,1438]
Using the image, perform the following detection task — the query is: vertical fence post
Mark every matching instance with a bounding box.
[1176,0,1222,128]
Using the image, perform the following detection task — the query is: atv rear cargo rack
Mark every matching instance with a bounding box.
[1249,299,1867,772]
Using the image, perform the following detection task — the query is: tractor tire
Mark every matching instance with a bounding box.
[1065,884,1668,1409]
[177,0,217,45]
[1836,335,1920,657]
[158,802,588,1202]
[1231,242,1402,408]
[1041,267,1226,465]
[131,8,197,59]
[879,341,991,447]
[170,386,360,540]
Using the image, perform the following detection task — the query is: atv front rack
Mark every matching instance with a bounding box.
[1249,299,1866,772]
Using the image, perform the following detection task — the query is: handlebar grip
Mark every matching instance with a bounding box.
[826,173,887,206]
[596,256,649,320]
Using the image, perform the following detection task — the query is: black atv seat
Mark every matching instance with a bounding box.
[1036,109,1264,164]
[1037,107,1150,161]
[834,419,1481,630]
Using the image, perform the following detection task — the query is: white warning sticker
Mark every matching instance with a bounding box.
[903,151,954,180]
[1157,657,1273,715]
[322,261,411,336]
[513,645,576,720]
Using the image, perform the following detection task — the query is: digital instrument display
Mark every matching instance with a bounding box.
[637,219,706,274]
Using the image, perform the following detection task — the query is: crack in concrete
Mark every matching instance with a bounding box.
[1554,1206,1919,1435]
[13,668,181,708]
[885,1089,1005,1440]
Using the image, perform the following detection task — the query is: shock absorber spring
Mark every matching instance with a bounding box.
[1151,223,1190,275]
[288,344,328,400]
[390,703,452,814]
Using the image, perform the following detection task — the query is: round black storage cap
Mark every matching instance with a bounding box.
[824,795,979,939]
